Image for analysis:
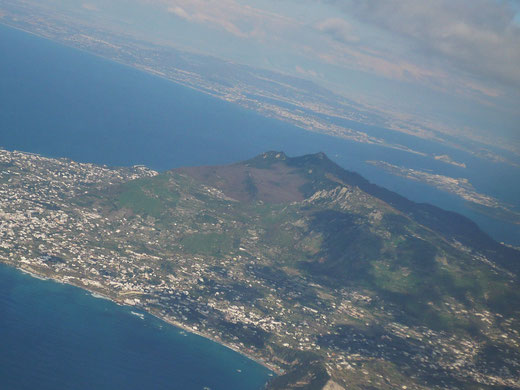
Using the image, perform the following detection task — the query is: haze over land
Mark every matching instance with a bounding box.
[1,0,519,157]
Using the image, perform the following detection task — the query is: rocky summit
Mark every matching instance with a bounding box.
[1,148,519,389]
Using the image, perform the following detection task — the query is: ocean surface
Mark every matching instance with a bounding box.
[0,23,519,245]
[0,264,272,390]
[0,22,519,390]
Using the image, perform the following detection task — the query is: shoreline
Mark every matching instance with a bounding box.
[0,22,243,112]
[145,310,281,375]
[3,261,282,377]
[0,21,429,160]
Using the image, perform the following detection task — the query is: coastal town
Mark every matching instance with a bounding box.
[1,148,519,389]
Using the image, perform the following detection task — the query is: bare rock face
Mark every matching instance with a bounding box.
[322,380,345,390]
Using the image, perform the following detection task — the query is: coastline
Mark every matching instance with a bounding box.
[0,21,424,160]
[0,21,239,112]
[2,261,281,377]
[145,310,281,375]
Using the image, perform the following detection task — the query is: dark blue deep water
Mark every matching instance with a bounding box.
[0,23,519,244]
[1,23,519,247]
[0,22,519,389]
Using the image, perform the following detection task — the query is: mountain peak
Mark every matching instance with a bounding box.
[260,151,288,160]
[6,148,520,390]
[244,151,334,171]
[312,151,327,160]
[242,151,288,168]
[173,151,519,275]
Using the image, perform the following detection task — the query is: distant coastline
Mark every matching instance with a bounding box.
[0,21,251,117]
[1,22,519,247]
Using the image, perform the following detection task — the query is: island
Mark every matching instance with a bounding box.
[1,148,519,389]
[367,160,520,225]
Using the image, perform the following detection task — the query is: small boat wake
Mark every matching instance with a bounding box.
[130,311,145,320]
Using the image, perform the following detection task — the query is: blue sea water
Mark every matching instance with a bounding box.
[0,23,518,245]
[0,264,272,390]
[0,21,519,388]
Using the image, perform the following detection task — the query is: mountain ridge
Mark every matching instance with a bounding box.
[176,150,519,275]
[1,148,519,389]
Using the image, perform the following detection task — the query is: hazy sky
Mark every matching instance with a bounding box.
[33,0,520,149]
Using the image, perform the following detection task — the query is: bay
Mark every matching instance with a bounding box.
[0,23,518,244]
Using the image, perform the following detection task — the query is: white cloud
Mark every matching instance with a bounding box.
[138,0,519,101]
[314,17,358,43]
[295,65,319,78]
[145,0,297,39]
[81,3,99,11]
[323,0,520,90]
[167,6,188,20]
